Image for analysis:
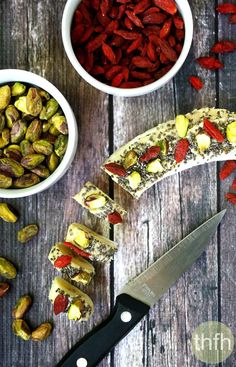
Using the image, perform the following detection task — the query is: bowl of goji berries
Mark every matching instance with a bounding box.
[62,0,193,97]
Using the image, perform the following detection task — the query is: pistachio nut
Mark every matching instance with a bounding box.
[0,203,18,222]
[176,115,189,138]
[49,124,60,136]
[14,96,29,114]
[0,85,11,110]
[10,120,27,143]
[38,89,50,101]
[46,152,59,172]
[85,194,107,209]
[54,134,68,157]
[0,173,12,188]
[0,112,5,133]
[74,230,91,249]
[21,154,45,170]
[32,323,52,341]
[0,158,24,177]
[0,257,17,279]
[42,121,51,133]
[0,282,10,298]
[20,140,35,156]
[123,150,138,170]
[17,224,39,243]
[31,165,50,178]
[32,140,53,156]
[12,319,31,341]
[0,128,10,148]
[11,82,26,97]
[39,98,58,120]
[72,272,92,284]
[68,299,84,321]
[156,139,169,155]
[25,119,43,142]
[42,132,57,144]
[5,105,20,128]
[146,158,164,173]
[52,115,68,135]
[13,173,40,188]
[4,145,22,162]
[196,133,211,152]
[127,171,141,190]
[26,88,42,116]
[12,295,32,319]
[226,121,236,143]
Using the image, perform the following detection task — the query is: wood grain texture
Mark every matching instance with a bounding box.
[0,0,235,366]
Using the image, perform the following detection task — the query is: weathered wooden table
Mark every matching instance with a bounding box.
[0,0,235,366]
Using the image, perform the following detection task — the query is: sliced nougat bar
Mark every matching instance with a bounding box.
[73,181,127,224]
[65,223,117,263]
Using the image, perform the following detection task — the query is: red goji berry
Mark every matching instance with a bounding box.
[168,35,176,47]
[63,242,91,258]
[132,56,156,68]
[86,34,107,52]
[106,20,119,33]
[175,43,183,54]
[54,255,72,269]
[175,28,185,41]
[110,6,118,18]
[160,52,169,64]
[174,139,190,163]
[114,30,140,40]
[124,16,134,30]
[155,64,173,79]
[108,211,123,224]
[143,7,161,17]
[53,294,69,315]
[143,78,155,85]
[117,4,126,19]
[131,71,152,80]
[211,40,236,53]
[105,65,123,80]
[75,10,83,24]
[102,43,117,64]
[160,19,172,39]
[71,24,85,45]
[127,37,142,53]
[158,37,178,61]
[112,72,125,86]
[104,162,127,176]
[216,3,236,13]
[173,15,184,29]
[100,0,110,16]
[125,10,144,28]
[140,146,161,163]
[120,81,143,88]
[197,57,224,70]
[229,14,236,23]
[97,11,110,26]
[133,0,151,15]
[142,12,167,25]
[147,41,157,62]
[188,76,204,91]
[153,0,177,15]
[92,66,105,75]
[203,118,225,142]
[225,192,236,205]
[91,0,100,11]
[219,161,236,180]
[231,178,236,190]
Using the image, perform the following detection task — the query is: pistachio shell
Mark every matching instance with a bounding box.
[32,140,53,156]
[0,257,17,278]
[25,119,43,142]
[11,83,26,97]
[26,88,43,116]
[31,165,50,178]
[20,140,35,156]
[52,115,68,135]
[0,173,12,188]
[0,128,10,148]
[21,154,45,170]
[0,85,11,110]
[39,98,58,120]
[0,158,24,177]
[17,224,39,243]
[10,120,27,143]
[54,134,68,157]
[46,152,59,172]
[13,173,40,188]
[5,105,20,128]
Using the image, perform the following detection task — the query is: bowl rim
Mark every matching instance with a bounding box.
[62,0,193,97]
[0,69,78,198]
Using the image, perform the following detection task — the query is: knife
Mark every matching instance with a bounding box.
[57,210,226,367]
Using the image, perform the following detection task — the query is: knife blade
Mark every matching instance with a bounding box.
[57,210,226,367]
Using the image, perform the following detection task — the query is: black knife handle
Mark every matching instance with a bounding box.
[57,293,150,367]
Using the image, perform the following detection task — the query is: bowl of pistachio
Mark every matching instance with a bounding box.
[0,69,78,198]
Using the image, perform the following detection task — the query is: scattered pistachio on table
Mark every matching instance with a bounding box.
[17,224,39,243]
[0,257,17,279]
[0,282,10,298]
[0,83,69,189]
[31,322,52,341]
[12,319,31,341]
[0,203,18,222]
[12,295,32,319]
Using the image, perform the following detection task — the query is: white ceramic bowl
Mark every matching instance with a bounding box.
[62,0,193,97]
[0,69,78,198]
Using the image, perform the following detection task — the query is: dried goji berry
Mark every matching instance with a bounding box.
[78,27,94,44]
[54,255,72,269]
[112,72,125,86]
[124,16,134,30]
[203,118,225,142]
[175,43,183,54]
[188,76,204,91]
[105,65,123,80]
[91,0,100,11]
[63,242,91,258]
[216,3,236,13]
[143,7,161,16]
[127,37,142,53]
[131,70,152,80]
[153,0,177,15]
[231,178,236,190]
[219,160,236,180]
[117,4,126,19]
[158,37,178,61]
[125,10,144,28]
[173,15,184,29]
[133,0,151,15]
[102,42,117,64]
[71,24,85,44]
[160,19,172,39]
[110,6,118,18]
[92,65,105,75]
[229,14,236,23]
[197,57,224,70]
[143,78,155,85]
[211,40,236,53]
[114,30,140,40]
[142,25,161,36]
[86,34,107,52]
[140,146,161,162]
[104,162,127,176]
[225,192,236,205]
[160,52,169,64]
[174,139,190,163]
[97,11,110,26]
[147,41,157,62]
[120,81,143,88]
[175,28,184,41]
[53,294,69,315]
[75,10,83,24]
[132,56,155,68]
[108,211,123,224]
[142,12,167,25]
[106,20,119,33]
[168,35,176,47]
[100,0,110,16]
[155,64,173,79]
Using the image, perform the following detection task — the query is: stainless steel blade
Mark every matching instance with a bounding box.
[120,210,226,307]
